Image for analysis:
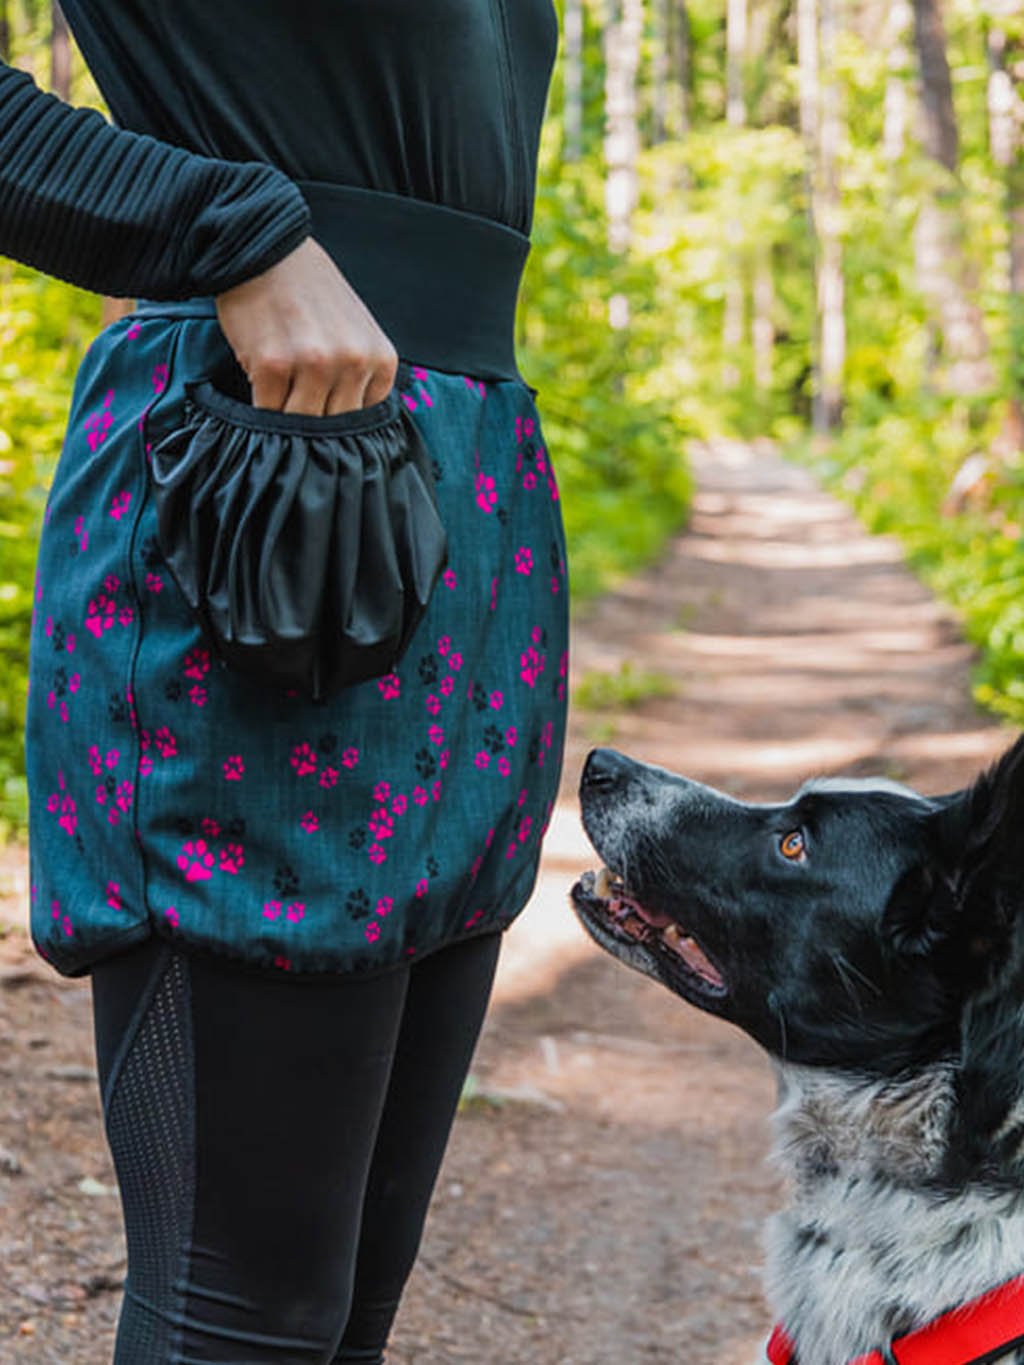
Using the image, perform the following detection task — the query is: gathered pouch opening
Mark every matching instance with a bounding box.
[146,361,448,703]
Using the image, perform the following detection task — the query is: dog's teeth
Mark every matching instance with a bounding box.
[662,923,683,946]
[594,866,612,899]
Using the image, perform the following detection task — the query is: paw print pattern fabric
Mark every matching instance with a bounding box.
[25,301,569,977]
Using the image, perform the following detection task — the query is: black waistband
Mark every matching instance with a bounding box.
[136,180,532,384]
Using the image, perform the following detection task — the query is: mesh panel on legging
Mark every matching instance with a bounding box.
[102,951,195,1363]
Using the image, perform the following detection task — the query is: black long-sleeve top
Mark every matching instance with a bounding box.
[0,1,559,302]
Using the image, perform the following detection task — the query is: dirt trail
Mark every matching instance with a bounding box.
[0,439,1012,1363]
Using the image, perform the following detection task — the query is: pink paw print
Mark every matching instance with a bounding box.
[85,593,116,637]
[290,742,317,776]
[376,896,394,918]
[377,673,401,700]
[165,906,180,928]
[368,843,387,866]
[84,390,114,452]
[146,572,164,593]
[373,781,391,802]
[220,844,245,874]
[365,921,381,944]
[341,747,360,769]
[200,816,221,839]
[109,489,132,521]
[369,808,394,841]
[474,471,497,513]
[188,683,207,707]
[319,765,338,789]
[520,645,546,688]
[443,568,457,589]
[177,839,215,881]
[183,648,210,681]
[154,727,177,758]
[514,547,533,575]
[300,811,319,833]
[106,881,122,911]
[223,754,244,781]
[286,903,305,923]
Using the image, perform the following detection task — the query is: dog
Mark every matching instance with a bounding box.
[571,738,1024,1365]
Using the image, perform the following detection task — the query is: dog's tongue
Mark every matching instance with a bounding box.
[662,923,725,989]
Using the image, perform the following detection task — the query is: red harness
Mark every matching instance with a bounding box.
[766,1273,1024,1364]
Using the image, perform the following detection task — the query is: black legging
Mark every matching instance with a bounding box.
[90,929,502,1364]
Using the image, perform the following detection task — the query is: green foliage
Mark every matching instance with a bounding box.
[0,262,101,838]
[573,660,676,711]
[518,120,694,604]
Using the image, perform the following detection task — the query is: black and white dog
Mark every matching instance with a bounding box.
[572,737,1024,1365]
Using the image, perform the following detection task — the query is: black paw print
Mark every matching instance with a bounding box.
[496,507,509,526]
[483,724,505,755]
[469,681,488,712]
[414,748,437,781]
[140,535,164,570]
[528,736,541,764]
[345,889,370,921]
[431,458,443,483]
[348,826,367,850]
[164,678,182,702]
[108,692,129,723]
[318,732,338,754]
[67,537,79,557]
[273,864,299,898]
[104,774,117,797]
[418,654,439,686]
[225,816,246,839]
[51,622,65,653]
[174,815,193,837]
[51,666,67,699]
[550,541,561,572]
[426,855,440,878]
[74,832,85,855]
[524,438,537,460]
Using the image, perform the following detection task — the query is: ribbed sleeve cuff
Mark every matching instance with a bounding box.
[0,64,313,300]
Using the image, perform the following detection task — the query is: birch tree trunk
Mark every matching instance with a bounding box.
[817,0,845,429]
[911,0,995,394]
[987,15,1024,445]
[604,0,643,338]
[722,0,747,388]
[563,0,584,163]
[50,1,70,101]
[884,0,914,162]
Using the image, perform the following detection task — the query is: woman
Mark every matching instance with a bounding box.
[2,2,567,1360]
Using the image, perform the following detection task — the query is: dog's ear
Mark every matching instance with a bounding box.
[882,735,1024,960]
[952,734,1024,930]
[882,861,957,957]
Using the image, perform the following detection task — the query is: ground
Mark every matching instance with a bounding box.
[0,439,1012,1363]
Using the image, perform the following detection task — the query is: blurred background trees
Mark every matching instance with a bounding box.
[4,0,1024,836]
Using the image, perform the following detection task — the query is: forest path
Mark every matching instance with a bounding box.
[0,438,1012,1362]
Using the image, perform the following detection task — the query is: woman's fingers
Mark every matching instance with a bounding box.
[214,236,399,416]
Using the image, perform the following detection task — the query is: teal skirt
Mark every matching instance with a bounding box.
[25,301,569,977]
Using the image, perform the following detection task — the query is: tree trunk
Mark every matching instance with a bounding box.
[604,0,643,256]
[817,0,844,429]
[50,1,70,100]
[884,0,913,162]
[797,0,823,424]
[563,0,584,163]
[603,0,643,343]
[987,22,1024,448]
[669,0,690,140]
[722,0,747,389]
[911,0,995,395]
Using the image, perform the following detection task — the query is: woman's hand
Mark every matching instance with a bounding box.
[214,235,399,416]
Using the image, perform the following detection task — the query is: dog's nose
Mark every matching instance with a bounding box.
[581,748,633,792]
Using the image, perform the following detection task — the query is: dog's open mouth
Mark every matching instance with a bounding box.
[572,867,727,996]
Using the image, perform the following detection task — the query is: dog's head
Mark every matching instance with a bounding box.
[572,736,1024,1078]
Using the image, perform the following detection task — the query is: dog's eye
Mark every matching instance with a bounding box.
[779,830,806,862]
